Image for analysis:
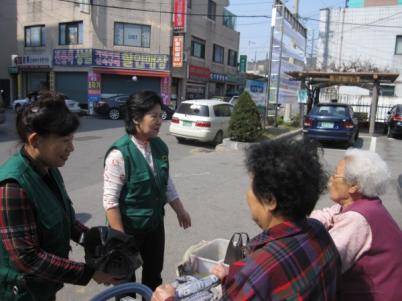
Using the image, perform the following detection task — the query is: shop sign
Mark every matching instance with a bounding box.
[53,49,93,66]
[189,65,210,80]
[13,54,51,67]
[239,55,247,73]
[53,49,170,72]
[172,36,184,68]
[160,77,171,105]
[210,73,228,82]
[88,71,101,100]
[173,0,187,32]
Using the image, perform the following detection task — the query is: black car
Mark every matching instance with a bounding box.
[384,104,402,138]
[94,94,175,120]
[94,95,129,120]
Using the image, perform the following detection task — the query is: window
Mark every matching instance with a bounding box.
[114,22,151,48]
[191,37,205,59]
[177,103,210,117]
[59,21,83,45]
[25,25,45,47]
[228,49,237,67]
[208,0,216,20]
[395,36,402,54]
[213,44,224,64]
[214,104,232,117]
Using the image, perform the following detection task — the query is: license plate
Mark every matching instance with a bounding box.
[182,120,192,126]
[320,122,334,128]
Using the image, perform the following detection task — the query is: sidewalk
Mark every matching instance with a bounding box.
[217,127,302,151]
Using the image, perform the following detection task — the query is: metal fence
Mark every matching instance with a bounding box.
[320,93,401,123]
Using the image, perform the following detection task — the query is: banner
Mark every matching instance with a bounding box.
[53,49,170,71]
[160,77,171,105]
[172,36,184,68]
[245,80,267,107]
[173,0,186,32]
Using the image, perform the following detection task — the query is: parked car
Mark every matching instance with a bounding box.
[94,94,175,120]
[169,99,234,145]
[303,103,359,146]
[12,95,81,114]
[384,104,402,138]
[94,94,129,120]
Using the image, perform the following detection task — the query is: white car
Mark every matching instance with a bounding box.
[169,99,233,145]
[12,96,81,114]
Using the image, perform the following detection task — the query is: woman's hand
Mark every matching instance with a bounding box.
[152,284,176,301]
[169,199,192,229]
[176,208,191,229]
[211,263,229,281]
[92,271,124,285]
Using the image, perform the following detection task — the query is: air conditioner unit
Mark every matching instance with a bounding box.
[11,54,18,66]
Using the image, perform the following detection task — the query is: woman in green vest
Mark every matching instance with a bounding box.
[103,91,191,293]
[0,93,119,301]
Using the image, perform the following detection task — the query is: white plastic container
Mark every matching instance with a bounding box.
[182,239,229,277]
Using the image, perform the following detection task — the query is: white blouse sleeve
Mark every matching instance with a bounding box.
[166,176,179,203]
[103,149,126,211]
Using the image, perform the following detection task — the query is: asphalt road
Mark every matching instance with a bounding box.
[1,110,401,300]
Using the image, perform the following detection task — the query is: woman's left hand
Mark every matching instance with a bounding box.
[176,208,191,229]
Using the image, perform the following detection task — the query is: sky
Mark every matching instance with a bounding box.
[227,0,347,61]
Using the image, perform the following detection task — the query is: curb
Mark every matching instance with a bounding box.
[216,128,302,151]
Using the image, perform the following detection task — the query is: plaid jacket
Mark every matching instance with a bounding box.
[221,219,341,301]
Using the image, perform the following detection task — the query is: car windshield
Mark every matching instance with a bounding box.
[311,105,348,117]
[177,103,209,117]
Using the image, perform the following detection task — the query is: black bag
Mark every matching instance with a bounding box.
[224,232,249,265]
[83,226,143,281]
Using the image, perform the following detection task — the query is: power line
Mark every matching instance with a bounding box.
[303,15,402,28]
[57,0,271,18]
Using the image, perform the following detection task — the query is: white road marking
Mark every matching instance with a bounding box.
[369,136,377,152]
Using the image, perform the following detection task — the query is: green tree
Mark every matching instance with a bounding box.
[229,91,262,142]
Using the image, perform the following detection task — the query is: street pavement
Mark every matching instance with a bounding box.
[1,110,402,300]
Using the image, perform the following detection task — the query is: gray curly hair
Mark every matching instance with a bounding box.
[344,148,391,197]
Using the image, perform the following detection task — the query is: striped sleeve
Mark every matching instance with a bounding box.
[0,182,94,285]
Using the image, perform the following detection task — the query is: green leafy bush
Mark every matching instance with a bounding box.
[229,91,262,142]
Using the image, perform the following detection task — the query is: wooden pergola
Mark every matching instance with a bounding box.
[287,71,399,135]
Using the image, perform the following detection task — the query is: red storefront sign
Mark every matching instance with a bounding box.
[189,65,210,80]
[172,36,184,68]
[173,0,186,31]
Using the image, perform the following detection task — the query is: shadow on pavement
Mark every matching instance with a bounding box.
[75,212,92,224]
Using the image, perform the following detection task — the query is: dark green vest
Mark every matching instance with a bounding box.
[105,135,169,232]
[0,151,74,301]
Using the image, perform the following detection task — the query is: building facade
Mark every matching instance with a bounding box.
[3,0,172,107]
[171,0,240,101]
[317,3,402,96]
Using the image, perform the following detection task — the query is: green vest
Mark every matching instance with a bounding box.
[0,151,74,301]
[105,135,169,232]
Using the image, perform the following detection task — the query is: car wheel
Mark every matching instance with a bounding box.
[161,111,168,120]
[212,131,223,146]
[387,126,393,138]
[176,137,186,143]
[108,108,120,120]
[14,104,21,112]
[355,130,359,141]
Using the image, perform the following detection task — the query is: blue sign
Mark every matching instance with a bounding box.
[210,73,228,82]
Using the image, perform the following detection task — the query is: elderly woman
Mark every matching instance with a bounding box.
[311,148,402,300]
[153,140,341,301]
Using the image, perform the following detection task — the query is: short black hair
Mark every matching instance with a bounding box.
[16,91,79,143]
[125,91,162,135]
[245,139,327,220]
